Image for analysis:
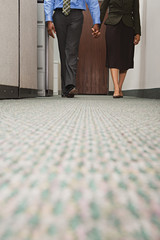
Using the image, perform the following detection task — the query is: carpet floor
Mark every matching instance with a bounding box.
[0,96,160,240]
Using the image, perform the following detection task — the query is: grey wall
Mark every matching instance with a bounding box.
[0,0,37,98]
[20,0,37,90]
[0,0,19,87]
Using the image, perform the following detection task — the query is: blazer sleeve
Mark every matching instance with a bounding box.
[133,0,141,35]
[100,0,110,27]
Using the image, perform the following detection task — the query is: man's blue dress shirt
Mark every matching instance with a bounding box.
[44,0,100,25]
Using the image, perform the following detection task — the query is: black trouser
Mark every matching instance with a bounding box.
[53,9,84,94]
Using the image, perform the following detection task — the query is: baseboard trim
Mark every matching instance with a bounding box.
[1,85,159,99]
[109,88,160,99]
[46,89,53,97]
[0,85,19,99]
[19,88,38,98]
[58,90,62,95]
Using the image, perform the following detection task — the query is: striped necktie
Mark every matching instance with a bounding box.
[62,0,71,16]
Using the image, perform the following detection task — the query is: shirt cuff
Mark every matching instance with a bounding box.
[93,18,101,25]
[45,15,53,22]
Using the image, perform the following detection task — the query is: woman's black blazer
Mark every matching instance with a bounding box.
[100,0,141,35]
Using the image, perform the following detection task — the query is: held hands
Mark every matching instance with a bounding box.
[134,34,140,45]
[92,24,100,38]
[47,21,56,38]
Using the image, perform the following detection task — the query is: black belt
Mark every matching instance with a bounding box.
[55,8,82,12]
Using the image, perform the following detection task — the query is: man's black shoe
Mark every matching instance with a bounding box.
[64,87,78,98]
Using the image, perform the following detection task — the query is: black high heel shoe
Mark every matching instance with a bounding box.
[113,95,121,98]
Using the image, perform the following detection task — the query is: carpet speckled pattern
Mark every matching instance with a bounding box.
[0,96,160,240]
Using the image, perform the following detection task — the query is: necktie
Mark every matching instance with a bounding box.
[62,0,71,16]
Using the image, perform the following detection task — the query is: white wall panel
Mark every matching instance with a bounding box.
[122,0,147,90]
[109,0,160,91]
[38,50,45,72]
[48,36,54,90]
[145,0,160,89]
[38,72,46,93]
[53,35,61,95]
[37,26,45,49]
[37,4,45,25]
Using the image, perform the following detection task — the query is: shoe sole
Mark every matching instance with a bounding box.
[113,95,121,98]
[66,94,74,98]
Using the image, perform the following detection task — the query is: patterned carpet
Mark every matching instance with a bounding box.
[0,95,160,240]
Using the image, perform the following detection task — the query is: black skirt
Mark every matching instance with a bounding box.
[105,20,135,70]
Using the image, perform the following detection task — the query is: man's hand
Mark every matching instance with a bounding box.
[134,34,140,45]
[47,21,56,38]
[92,24,100,38]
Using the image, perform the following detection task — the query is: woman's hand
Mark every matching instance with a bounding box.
[47,21,56,38]
[134,34,140,45]
[92,24,101,38]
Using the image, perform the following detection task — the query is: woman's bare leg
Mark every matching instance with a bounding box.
[110,68,120,97]
[119,70,127,97]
